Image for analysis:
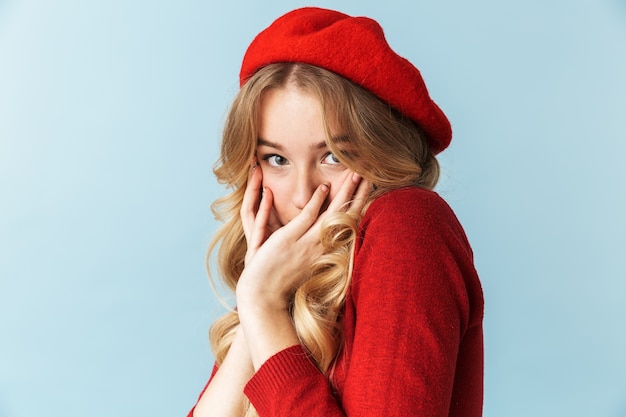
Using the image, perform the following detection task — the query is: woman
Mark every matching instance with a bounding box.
[189,7,483,417]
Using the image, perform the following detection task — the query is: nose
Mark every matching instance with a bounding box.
[291,168,324,210]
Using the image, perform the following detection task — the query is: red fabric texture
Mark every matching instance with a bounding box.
[240,7,452,154]
[190,187,484,416]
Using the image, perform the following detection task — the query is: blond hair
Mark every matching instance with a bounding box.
[207,63,439,416]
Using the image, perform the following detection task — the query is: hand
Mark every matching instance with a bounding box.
[239,160,283,267]
[237,165,369,312]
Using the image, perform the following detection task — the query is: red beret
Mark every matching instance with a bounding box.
[240,7,452,154]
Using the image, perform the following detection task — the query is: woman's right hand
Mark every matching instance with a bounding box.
[240,159,282,267]
[237,161,369,313]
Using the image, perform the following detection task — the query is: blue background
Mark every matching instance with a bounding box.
[1,1,625,416]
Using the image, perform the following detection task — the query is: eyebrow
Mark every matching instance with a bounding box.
[257,138,285,151]
[257,135,350,151]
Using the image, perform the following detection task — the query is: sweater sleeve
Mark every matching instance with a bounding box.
[341,188,481,416]
[244,344,346,416]
[243,188,482,417]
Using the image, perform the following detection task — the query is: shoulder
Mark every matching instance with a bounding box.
[361,187,464,240]
[366,186,452,214]
[355,187,476,270]
[351,187,483,328]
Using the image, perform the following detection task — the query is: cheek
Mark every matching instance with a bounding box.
[262,176,277,194]
[262,175,288,209]
[327,175,347,202]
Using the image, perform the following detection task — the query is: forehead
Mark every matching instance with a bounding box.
[259,87,321,133]
[258,86,343,138]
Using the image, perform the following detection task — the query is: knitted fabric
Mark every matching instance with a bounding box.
[189,187,484,416]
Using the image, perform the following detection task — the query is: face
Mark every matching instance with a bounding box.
[257,85,348,225]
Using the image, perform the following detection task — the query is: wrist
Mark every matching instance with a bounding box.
[236,273,291,314]
[236,305,300,370]
[236,290,290,322]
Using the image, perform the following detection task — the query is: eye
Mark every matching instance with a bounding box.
[262,154,289,167]
[323,152,342,165]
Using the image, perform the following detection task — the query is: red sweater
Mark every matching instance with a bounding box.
[190,187,484,416]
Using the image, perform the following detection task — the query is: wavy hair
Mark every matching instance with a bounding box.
[206,63,440,416]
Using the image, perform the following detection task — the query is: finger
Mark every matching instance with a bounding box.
[325,171,362,214]
[248,186,273,249]
[285,183,330,236]
[348,177,371,214]
[267,205,283,233]
[240,161,262,240]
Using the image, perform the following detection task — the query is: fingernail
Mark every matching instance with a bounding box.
[321,184,329,192]
[352,172,361,183]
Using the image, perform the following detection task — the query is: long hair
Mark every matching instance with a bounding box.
[207,63,440,416]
